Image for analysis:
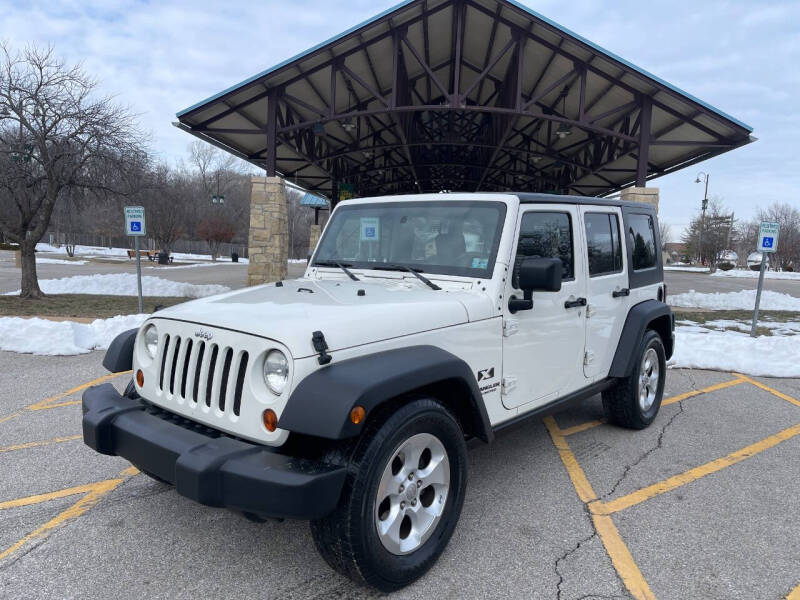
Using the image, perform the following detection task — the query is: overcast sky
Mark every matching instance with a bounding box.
[1,0,797,234]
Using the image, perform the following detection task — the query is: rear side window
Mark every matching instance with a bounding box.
[585,213,623,276]
[627,214,657,270]
[513,211,574,287]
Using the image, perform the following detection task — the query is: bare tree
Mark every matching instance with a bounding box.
[197,214,236,261]
[658,221,672,251]
[681,197,734,267]
[758,203,800,271]
[0,43,144,298]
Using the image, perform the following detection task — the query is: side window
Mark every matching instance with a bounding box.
[585,213,623,276]
[513,211,574,287]
[627,213,657,270]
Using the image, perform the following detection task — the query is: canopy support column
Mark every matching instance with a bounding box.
[247,176,288,286]
[635,96,652,187]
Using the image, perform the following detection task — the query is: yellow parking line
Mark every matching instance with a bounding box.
[543,416,598,503]
[592,514,657,600]
[591,422,800,516]
[559,377,746,438]
[662,376,746,407]
[787,583,800,599]
[0,467,138,563]
[543,415,656,600]
[0,371,130,425]
[0,435,82,454]
[560,419,607,436]
[734,374,800,408]
[0,482,105,511]
[28,371,130,411]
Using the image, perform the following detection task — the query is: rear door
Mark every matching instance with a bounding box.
[580,207,629,379]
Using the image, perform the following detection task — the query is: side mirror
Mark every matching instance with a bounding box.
[519,257,562,293]
[509,257,563,313]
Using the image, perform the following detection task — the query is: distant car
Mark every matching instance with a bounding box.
[82,192,674,591]
[717,250,738,271]
[747,251,763,271]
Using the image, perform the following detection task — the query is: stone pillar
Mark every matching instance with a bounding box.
[308,224,322,256]
[247,176,288,286]
[620,186,659,212]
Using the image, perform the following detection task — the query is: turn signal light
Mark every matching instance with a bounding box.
[350,405,365,425]
[136,370,144,387]
[262,409,278,432]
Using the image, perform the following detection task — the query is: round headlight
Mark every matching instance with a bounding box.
[263,350,289,395]
[143,324,158,359]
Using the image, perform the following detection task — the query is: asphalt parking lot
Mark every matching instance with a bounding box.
[1,351,799,599]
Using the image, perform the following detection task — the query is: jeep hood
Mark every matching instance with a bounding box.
[154,278,492,358]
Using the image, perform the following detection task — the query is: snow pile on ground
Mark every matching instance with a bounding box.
[711,269,800,280]
[664,265,710,273]
[36,243,129,258]
[670,325,800,377]
[289,259,308,264]
[0,314,147,356]
[4,273,229,298]
[35,242,257,265]
[36,257,87,266]
[147,260,248,270]
[670,289,800,311]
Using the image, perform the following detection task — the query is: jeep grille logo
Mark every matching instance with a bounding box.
[194,330,213,340]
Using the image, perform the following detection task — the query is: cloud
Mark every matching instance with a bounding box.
[0,0,796,229]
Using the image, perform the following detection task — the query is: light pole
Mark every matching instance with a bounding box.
[694,172,709,264]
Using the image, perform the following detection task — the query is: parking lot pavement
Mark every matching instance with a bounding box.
[1,351,799,599]
[664,270,800,298]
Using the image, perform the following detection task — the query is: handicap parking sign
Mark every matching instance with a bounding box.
[757,221,779,253]
[124,206,146,236]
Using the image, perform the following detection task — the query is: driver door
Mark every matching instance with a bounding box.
[501,205,587,410]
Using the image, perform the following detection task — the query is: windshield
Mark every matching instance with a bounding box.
[313,201,507,277]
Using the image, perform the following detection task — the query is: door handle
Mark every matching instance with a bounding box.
[564,297,587,309]
[612,288,630,298]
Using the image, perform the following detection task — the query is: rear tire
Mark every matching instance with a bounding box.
[310,399,467,591]
[602,329,666,429]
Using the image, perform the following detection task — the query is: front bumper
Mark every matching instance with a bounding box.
[82,383,346,519]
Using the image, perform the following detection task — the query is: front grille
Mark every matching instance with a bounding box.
[156,334,249,418]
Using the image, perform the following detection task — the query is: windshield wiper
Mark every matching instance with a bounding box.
[372,264,441,290]
[313,260,360,281]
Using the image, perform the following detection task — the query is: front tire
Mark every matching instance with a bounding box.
[310,399,467,591]
[602,329,666,429]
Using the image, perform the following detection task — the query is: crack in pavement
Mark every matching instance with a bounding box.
[555,530,598,600]
[600,398,688,502]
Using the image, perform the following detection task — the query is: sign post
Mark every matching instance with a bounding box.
[750,221,779,337]
[124,206,146,314]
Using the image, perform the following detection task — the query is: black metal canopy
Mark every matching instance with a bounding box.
[175,0,754,201]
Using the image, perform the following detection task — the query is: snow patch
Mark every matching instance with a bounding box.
[4,273,229,298]
[670,289,800,311]
[0,314,147,356]
[711,269,800,280]
[664,266,710,273]
[670,326,800,377]
[36,258,88,266]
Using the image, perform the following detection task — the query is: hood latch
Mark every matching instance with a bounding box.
[312,330,332,365]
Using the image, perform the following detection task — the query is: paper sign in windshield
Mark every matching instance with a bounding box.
[360,217,380,241]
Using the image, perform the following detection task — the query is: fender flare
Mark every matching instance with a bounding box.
[278,345,493,443]
[102,328,138,373]
[609,300,674,378]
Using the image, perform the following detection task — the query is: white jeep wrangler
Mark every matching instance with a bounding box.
[83,193,673,591]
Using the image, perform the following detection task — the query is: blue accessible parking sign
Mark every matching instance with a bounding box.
[757,221,779,253]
